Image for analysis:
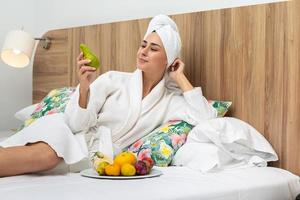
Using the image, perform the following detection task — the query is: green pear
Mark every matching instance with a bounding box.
[96,161,109,176]
[80,44,100,69]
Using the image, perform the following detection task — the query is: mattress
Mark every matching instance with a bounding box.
[1,166,299,200]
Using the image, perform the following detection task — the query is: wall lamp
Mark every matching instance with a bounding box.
[1,30,51,68]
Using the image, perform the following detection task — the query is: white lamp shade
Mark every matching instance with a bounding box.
[1,30,35,68]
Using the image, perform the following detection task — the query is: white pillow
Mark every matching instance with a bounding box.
[172,117,278,173]
[14,104,38,121]
[190,117,278,162]
[172,142,234,172]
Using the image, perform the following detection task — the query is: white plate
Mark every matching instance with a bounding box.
[80,168,163,180]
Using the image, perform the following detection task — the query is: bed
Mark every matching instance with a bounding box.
[1,1,300,200]
[0,165,299,200]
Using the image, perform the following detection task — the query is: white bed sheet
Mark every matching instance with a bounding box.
[0,166,299,200]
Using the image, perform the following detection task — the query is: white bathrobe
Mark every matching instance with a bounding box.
[64,69,217,158]
[0,69,216,166]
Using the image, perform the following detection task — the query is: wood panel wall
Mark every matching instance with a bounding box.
[33,1,300,175]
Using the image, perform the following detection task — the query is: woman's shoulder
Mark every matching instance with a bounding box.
[93,70,132,85]
[105,70,132,78]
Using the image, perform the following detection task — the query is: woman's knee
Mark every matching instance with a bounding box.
[27,142,62,171]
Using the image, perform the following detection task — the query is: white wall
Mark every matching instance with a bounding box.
[34,0,286,36]
[0,0,286,131]
[0,0,35,131]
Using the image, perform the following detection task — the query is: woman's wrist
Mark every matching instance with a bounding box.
[79,85,89,94]
[79,86,89,109]
[174,73,194,92]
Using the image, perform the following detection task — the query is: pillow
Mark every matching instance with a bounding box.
[172,142,234,172]
[208,100,232,117]
[127,120,194,167]
[14,104,38,121]
[18,87,76,131]
[173,117,278,172]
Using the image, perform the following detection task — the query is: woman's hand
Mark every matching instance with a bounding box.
[169,58,194,92]
[169,58,185,81]
[77,52,97,92]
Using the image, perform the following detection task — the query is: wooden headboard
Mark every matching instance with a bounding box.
[33,1,300,175]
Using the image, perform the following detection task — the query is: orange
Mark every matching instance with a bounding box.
[114,151,137,167]
[104,163,121,176]
[121,163,136,176]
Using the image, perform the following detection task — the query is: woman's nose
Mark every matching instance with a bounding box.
[141,46,149,56]
[141,50,147,56]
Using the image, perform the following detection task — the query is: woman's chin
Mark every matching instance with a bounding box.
[137,63,147,71]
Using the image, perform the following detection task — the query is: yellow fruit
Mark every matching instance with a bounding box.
[93,157,101,170]
[121,163,136,176]
[96,161,109,176]
[114,151,137,167]
[92,151,113,170]
[105,163,121,176]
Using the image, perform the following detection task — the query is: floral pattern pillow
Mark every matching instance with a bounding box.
[18,87,76,131]
[209,100,232,117]
[127,120,194,167]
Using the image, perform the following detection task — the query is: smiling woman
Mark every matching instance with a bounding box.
[29,0,300,177]
[0,1,300,199]
[0,14,217,177]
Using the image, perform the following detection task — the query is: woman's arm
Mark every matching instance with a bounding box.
[64,73,111,133]
[79,87,89,109]
[64,52,103,133]
[167,58,217,123]
[169,58,193,92]
[77,52,97,108]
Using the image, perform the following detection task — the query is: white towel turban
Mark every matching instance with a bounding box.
[144,14,182,67]
[143,14,183,94]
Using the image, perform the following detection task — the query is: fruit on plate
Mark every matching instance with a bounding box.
[92,152,113,168]
[92,151,157,176]
[105,163,121,176]
[80,43,100,69]
[135,160,149,175]
[142,157,154,170]
[114,151,137,167]
[121,163,136,176]
[96,161,109,175]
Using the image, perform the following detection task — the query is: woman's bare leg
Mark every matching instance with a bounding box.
[0,142,62,177]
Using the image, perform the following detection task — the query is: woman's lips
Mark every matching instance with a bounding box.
[139,58,148,63]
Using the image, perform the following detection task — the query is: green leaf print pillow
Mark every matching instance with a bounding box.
[127,120,194,167]
[208,100,232,117]
[18,87,76,131]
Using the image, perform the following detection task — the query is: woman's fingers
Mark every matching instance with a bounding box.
[83,71,96,78]
[77,52,84,62]
[79,66,96,73]
[77,59,91,68]
[78,66,96,75]
[169,58,184,72]
[170,60,179,71]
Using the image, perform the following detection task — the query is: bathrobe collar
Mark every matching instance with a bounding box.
[141,72,166,115]
[112,69,166,141]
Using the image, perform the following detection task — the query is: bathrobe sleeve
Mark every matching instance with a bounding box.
[64,72,114,133]
[164,87,217,125]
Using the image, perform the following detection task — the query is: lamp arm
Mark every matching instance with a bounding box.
[34,37,51,49]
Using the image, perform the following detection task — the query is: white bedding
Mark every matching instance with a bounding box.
[0,166,299,200]
[0,130,15,139]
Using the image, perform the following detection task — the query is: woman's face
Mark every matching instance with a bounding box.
[136,32,168,76]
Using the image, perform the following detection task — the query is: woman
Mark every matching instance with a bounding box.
[0,14,217,177]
